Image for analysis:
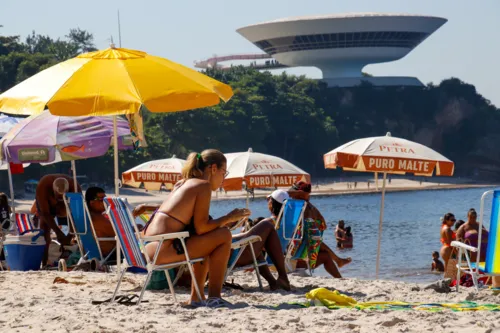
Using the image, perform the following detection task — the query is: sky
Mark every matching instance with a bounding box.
[2,0,499,106]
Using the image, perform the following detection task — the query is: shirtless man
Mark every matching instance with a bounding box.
[36,174,81,266]
[85,187,115,257]
[288,181,351,278]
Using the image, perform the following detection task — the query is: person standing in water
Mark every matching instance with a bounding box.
[439,212,456,269]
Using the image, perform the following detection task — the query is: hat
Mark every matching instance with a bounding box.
[291,181,311,193]
[267,189,289,204]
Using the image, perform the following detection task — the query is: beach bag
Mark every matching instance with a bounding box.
[444,248,463,280]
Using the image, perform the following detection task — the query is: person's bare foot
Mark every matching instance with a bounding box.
[338,257,352,268]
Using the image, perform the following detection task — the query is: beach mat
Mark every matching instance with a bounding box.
[288,288,500,312]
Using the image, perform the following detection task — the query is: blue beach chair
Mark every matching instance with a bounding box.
[452,190,500,291]
[272,199,310,274]
[62,193,116,271]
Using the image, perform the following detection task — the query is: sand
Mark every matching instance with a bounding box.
[0,270,499,333]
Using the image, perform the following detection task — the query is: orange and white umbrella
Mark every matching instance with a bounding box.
[324,132,454,278]
[324,132,454,176]
[223,148,310,192]
[122,156,185,191]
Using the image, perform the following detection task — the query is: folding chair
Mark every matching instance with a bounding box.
[273,199,311,274]
[224,235,266,291]
[452,190,500,291]
[104,197,204,305]
[14,213,35,235]
[62,193,116,271]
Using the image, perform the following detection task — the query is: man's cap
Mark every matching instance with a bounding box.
[267,189,289,204]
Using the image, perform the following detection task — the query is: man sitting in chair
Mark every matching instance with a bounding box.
[85,187,115,257]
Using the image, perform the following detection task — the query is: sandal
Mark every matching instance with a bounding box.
[92,294,149,306]
[204,297,232,308]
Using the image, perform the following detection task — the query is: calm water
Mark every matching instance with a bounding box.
[209,187,497,283]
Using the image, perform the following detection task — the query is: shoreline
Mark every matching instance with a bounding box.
[10,180,498,212]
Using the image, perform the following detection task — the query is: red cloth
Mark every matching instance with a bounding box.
[9,162,23,174]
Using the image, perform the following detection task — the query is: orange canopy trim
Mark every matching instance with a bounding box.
[223,174,311,191]
[122,171,182,184]
[324,152,454,176]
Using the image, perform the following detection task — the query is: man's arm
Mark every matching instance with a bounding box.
[35,193,66,241]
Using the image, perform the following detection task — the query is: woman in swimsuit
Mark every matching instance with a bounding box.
[440,212,456,269]
[143,149,250,307]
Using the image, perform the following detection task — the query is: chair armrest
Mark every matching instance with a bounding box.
[141,232,190,242]
[231,235,262,249]
[96,237,116,242]
[451,241,477,252]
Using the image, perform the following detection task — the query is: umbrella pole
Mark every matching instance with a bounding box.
[113,116,119,197]
[375,172,387,279]
[71,160,78,192]
[7,162,15,216]
[246,191,249,209]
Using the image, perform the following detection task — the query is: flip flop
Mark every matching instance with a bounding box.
[205,297,232,308]
[92,295,149,306]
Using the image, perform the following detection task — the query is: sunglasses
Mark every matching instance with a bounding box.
[92,197,106,202]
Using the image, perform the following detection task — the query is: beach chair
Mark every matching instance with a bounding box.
[104,197,204,305]
[224,235,266,291]
[273,199,311,274]
[14,213,35,235]
[451,190,500,292]
[62,193,116,271]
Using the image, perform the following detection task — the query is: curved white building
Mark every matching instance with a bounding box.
[236,13,447,86]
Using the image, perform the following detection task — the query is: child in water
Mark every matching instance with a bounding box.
[431,251,445,272]
[342,226,353,248]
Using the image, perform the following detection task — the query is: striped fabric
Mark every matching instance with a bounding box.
[104,197,147,269]
[15,213,34,235]
[484,191,500,274]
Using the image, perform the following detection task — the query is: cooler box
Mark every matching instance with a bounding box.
[4,230,45,271]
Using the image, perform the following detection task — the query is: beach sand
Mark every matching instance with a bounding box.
[0,270,499,333]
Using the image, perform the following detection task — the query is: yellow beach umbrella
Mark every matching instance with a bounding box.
[0,45,234,195]
[0,46,233,116]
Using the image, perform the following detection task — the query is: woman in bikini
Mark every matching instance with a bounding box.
[440,212,456,269]
[142,149,250,307]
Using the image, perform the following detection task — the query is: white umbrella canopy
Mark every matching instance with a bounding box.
[324,132,455,279]
[324,132,454,176]
[223,148,310,191]
[122,156,185,191]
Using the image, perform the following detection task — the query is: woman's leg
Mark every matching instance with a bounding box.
[320,243,351,268]
[233,221,290,290]
[145,227,232,302]
[440,245,452,269]
[315,252,342,278]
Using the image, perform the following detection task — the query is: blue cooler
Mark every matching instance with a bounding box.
[4,230,45,271]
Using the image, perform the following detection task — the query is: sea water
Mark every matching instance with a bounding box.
[209,187,497,283]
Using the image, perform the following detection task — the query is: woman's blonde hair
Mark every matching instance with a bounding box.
[182,149,226,180]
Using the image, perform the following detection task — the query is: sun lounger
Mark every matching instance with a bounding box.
[451,190,500,291]
[273,198,311,274]
[62,193,116,271]
[104,197,204,305]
